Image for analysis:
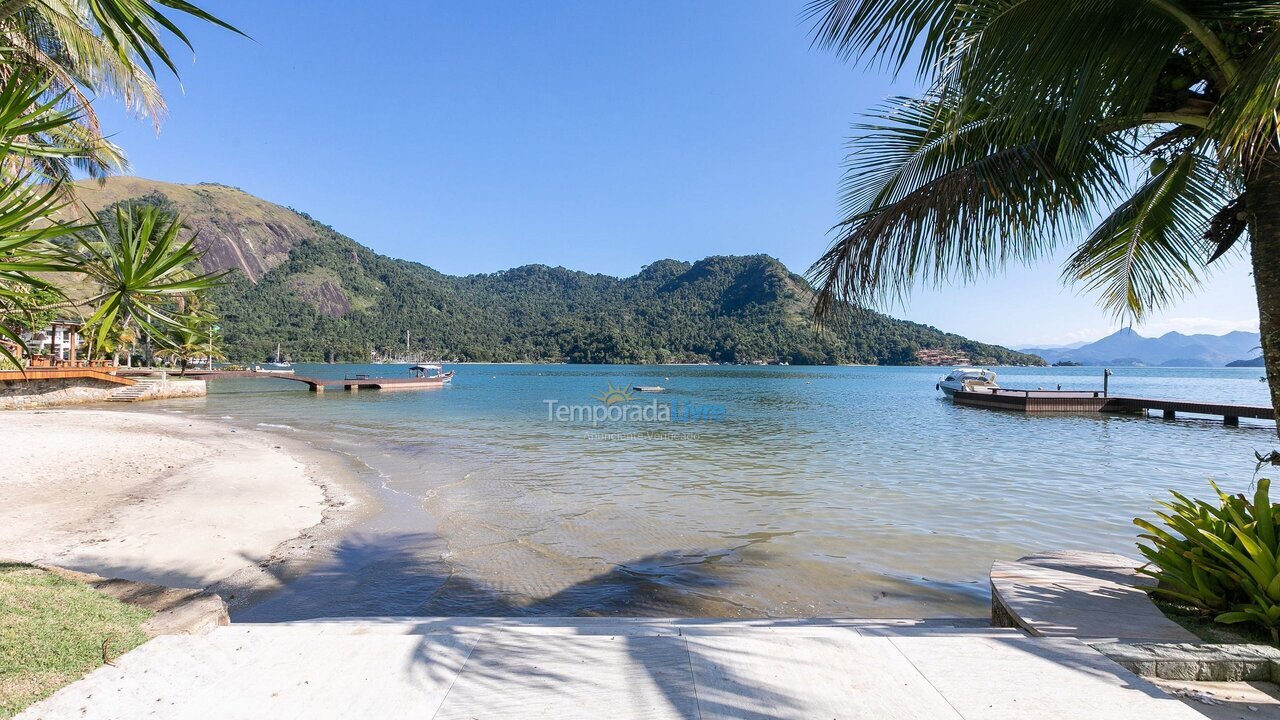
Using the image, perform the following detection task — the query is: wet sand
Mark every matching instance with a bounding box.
[0,409,367,606]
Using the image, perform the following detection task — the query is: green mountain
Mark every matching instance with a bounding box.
[67,177,1042,366]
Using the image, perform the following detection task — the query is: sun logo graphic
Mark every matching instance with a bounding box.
[591,383,635,406]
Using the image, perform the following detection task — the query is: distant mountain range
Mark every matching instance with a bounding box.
[62,177,1040,366]
[1020,328,1262,367]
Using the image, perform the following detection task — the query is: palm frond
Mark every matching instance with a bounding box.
[1063,152,1236,321]
[803,0,956,74]
[1205,194,1249,264]
[1212,30,1280,174]
[83,0,244,78]
[808,93,1127,315]
[29,0,167,124]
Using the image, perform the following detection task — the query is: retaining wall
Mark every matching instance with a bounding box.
[0,376,206,410]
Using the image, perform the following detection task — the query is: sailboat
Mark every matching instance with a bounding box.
[255,343,295,374]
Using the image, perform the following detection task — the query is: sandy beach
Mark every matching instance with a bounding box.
[0,409,363,605]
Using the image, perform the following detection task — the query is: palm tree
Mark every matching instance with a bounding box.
[155,312,220,376]
[804,1,1280,432]
[74,204,227,348]
[0,0,241,180]
[0,0,237,366]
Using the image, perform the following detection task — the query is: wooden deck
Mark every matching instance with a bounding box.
[182,370,446,392]
[0,368,134,386]
[953,388,1274,425]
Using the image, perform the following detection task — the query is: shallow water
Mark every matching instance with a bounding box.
[152,364,1277,619]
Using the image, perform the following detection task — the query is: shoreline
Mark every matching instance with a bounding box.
[0,409,371,610]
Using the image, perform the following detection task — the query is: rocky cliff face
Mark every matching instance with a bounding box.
[64,177,314,282]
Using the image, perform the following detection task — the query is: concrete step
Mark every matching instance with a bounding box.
[18,619,1211,720]
[212,616,1020,638]
[105,380,157,402]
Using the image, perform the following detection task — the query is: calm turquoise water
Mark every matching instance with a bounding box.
[146,364,1276,619]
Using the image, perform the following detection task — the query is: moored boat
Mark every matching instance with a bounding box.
[253,364,295,375]
[409,363,454,384]
[937,367,998,396]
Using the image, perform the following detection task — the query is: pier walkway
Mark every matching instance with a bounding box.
[954,388,1274,426]
[18,618,1211,719]
[179,369,441,392]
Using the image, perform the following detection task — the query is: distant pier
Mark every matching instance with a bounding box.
[953,388,1274,426]
[173,370,445,393]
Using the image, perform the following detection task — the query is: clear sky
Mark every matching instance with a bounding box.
[92,0,1260,348]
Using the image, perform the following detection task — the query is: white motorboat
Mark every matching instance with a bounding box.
[253,364,295,375]
[937,367,998,396]
[409,363,454,384]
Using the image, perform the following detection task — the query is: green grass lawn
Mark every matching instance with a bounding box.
[0,563,152,718]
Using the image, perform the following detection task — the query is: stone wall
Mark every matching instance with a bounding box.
[136,379,207,403]
[0,376,206,410]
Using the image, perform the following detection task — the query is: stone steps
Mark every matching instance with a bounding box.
[105,379,159,402]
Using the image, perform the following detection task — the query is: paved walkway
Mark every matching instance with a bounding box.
[19,618,1210,719]
[991,550,1199,642]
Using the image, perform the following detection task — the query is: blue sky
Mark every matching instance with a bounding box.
[92,1,1259,348]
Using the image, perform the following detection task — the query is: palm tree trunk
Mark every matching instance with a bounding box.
[1247,154,1280,437]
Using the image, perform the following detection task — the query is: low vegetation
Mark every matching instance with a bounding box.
[0,564,151,718]
[1135,478,1280,640]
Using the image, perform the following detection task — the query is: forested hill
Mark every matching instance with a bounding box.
[67,177,1042,366]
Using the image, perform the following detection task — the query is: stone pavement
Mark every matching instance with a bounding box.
[18,618,1212,719]
[991,550,1199,642]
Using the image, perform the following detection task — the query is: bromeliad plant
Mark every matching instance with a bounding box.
[1136,479,1280,640]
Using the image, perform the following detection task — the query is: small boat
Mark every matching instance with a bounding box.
[409,363,454,384]
[633,386,664,393]
[937,367,998,396]
[261,342,293,372]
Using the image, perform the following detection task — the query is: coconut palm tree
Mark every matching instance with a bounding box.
[155,311,219,375]
[0,0,241,180]
[804,1,1280,432]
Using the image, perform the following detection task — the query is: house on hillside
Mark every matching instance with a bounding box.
[914,348,971,366]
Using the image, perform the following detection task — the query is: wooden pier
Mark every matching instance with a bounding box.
[953,388,1274,426]
[179,370,446,392]
[0,368,135,386]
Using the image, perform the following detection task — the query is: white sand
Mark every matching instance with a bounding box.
[0,409,354,591]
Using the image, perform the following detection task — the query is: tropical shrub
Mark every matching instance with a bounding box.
[1136,479,1280,640]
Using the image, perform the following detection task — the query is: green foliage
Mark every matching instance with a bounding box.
[804,1,1279,323]
[73,204,228,348]
[196,209,1040,365]
[0,0,237,366]
[154,311,221,374]
[1136,479,1280,640]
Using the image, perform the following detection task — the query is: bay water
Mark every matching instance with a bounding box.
[145,364,1276,619]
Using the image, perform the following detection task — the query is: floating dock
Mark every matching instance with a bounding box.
[953,388,1274,426]
[179,370,446,392]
